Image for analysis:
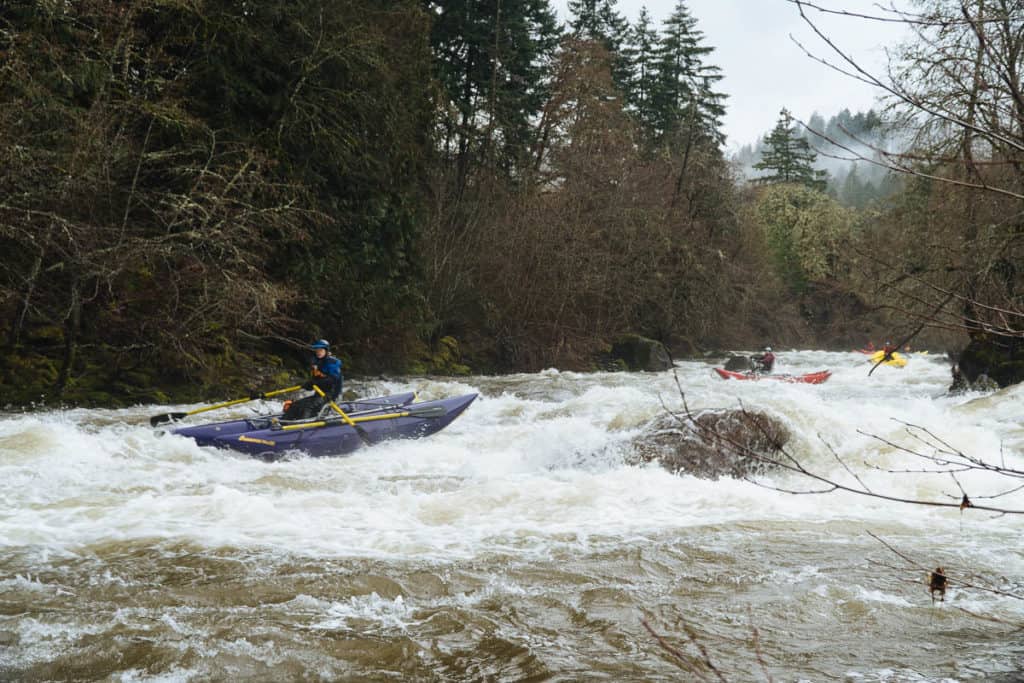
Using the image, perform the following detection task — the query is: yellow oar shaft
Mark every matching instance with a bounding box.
[185,396,251,416]
[312,385,358,428]
[265,384,304,397]
[184,384,303,417]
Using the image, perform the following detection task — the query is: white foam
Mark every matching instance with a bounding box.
[0,355,1020,566]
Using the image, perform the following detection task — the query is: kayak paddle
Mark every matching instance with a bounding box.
[149,385,303,427]
[278,403,448,431]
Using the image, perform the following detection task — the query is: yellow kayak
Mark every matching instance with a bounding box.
[869,350,907,367]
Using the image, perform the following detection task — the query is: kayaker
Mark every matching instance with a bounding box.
[882,340,897,359]
[949,364,969,394]
[282,339,343,420]
[753,346,775,373]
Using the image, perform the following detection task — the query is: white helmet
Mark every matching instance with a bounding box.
[764,346,772,352]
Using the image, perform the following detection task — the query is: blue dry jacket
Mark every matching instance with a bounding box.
[312,355,343,399]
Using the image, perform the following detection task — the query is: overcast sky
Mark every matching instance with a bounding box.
[551,0,911,150]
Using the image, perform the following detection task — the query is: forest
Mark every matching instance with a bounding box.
[1,0,1022,405]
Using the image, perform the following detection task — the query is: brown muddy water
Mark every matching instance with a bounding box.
[2,352,1023,681]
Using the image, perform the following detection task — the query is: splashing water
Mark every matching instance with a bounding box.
[2,352,1022,680]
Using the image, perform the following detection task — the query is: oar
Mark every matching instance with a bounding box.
[312,384,372,445]
[277,403,448,431]
[149,385,303,427]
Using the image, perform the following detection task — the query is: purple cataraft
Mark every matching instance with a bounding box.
[172,392,477,460]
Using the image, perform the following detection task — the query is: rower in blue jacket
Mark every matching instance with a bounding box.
[283,339,343,420]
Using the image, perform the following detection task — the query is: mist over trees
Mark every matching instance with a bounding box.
[735,107,902,207]
[0,0,1019,404]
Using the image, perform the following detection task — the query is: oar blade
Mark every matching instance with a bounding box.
[150,412,187,427]
[405,405,448,419]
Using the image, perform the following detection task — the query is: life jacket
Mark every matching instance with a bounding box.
[311,354,343,399]
[312,354,342,379]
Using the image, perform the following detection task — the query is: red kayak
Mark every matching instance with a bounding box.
[714,368,832,384]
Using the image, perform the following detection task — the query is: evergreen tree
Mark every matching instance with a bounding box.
[840,164,877,208]
[806,112,827,137]
[754,109,827,191]
[567,0,631,93]
[649,0,726,145]
[428,0,561,181]
[620,6,660,136]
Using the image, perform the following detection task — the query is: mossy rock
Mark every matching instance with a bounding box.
[609,334,672,372]
[405,335,471,375]
[958,337,1024,388]
[405,361,429,375]
[0,353,59,392]
[724,355,753,372]
[603,358,628,372]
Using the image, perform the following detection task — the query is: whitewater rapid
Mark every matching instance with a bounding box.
[2,351,1022,680]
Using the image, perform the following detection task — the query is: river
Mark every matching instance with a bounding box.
[2,351,1023,681]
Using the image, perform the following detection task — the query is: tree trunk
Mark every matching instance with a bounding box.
[55,278,81,397]
[8,251,43,348]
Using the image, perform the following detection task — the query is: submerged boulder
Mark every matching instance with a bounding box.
[632,408,790,479]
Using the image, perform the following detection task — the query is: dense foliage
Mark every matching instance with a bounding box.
[0,0,434,403]
[0,0,1019,405]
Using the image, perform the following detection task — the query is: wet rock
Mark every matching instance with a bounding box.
[609,334,672,371]
[948,364,970,395]
[957,337,1024,388]
[632,409,790,480]
[948,363,1002,395]
[972,373,1000,392]
[723,355,753,372]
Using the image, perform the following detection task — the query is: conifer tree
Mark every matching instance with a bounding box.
[620,6,660,136]
[840,164,877,208]
[428,0,561,181]
[754,109,827,191]
[649,0,726,145]
[567,0,631,93]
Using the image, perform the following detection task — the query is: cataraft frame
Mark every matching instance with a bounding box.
[173,392,478,460]
[171,392,417,447]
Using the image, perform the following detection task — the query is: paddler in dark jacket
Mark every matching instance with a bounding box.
[283,339,343,420]
[882,340,898,361]
[753,346,775,373]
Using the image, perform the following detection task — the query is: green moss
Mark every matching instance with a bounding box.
[27,325,65,344]
[403,335,472,375]
[405,361,428,375]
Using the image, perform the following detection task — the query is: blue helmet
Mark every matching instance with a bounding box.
[310,339,330,350]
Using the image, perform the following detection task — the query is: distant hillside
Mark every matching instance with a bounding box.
[733,108,903,207]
